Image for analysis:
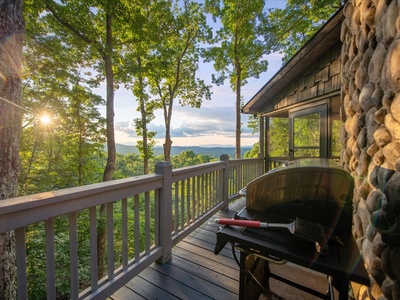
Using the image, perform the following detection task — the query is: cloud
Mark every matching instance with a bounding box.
[114,105,257,146]
[169,105,254,136]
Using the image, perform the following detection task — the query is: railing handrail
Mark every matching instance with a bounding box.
[172,160,226,182]
[0,174,164,233]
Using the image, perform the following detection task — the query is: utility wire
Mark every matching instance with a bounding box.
[0,95,36,116]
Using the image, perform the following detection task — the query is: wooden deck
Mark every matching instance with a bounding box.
[110,199,333,300]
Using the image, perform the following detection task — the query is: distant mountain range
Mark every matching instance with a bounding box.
[110,144,253,158]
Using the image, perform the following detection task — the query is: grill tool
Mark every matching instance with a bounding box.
[214,217,328,255]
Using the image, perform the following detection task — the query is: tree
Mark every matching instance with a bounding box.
[0,0,24,298]
[206,0,341,159]
[41,0,120,182]
[118,0,167,174]
[19,81,106,194]
[204,0,276,158]
[244,143,259,158]
[170,150,215,168]
[148,0,212,162]
[26,0,126,277]
[244,115,260,158]
[20,26,106,193]
[132,57,156,174]
[267,0,342,62]
[269,117,289,158]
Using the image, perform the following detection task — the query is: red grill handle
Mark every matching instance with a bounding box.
[214,218,261,228]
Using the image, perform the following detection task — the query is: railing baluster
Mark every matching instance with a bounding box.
[209,173,212,208]
[45,218,56,299]
[186,179,190,225]
[207,173,212,210]
[15,227,27,300]
[217,170,221,205]
[216,170,219,204]
[121,198,128,270]
[221,155,229,209]
[89,206,98,291]
[209,172,213,207]
[69,212,79,300]
[245,164,248,185]
[232,165,236,196]
[174,182,179,234]
[107,202,114,280]
[213,171,216,206]
[210,172,213,207]
[244,163,247,186]
[205,173,209,210]
[239,164,242,192]
[218,169,222,205]
[202,174,206,211]
[197,176,201,216]
[154,189,160,248]
[216,171,219,205]
[236,165,239,192]
[192,176,197,220]
[180,181,184,229]
[229,167,233,195]
[134,195,140,261]
[145,191,150,254]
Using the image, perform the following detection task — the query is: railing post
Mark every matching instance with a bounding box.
[220,154,230,210]
[155,161,173,264]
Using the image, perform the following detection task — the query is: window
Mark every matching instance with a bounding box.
[293,112,320,158]
[268,117,289,158]
[289,104,328,159]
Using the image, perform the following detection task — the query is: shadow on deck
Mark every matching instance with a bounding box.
[110,198,334,300]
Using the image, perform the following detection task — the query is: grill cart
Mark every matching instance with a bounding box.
[214,158,369,300]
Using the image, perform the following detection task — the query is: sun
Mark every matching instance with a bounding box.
[40,115,51,125]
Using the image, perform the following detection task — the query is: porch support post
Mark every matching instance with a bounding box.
[259,115,265,159]
[155,161,173,264]
[265,115,271,171]
[220,154,230,211]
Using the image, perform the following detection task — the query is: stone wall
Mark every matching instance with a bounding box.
[340,0,400,299]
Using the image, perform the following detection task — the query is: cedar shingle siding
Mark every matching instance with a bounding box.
[264,42,342,113]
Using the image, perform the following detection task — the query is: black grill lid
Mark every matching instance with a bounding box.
[241,158,354,232]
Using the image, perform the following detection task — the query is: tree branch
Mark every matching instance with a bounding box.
[44,0,103,54]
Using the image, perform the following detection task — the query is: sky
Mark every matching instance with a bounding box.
[95,1,287,148]
[95,55,284,147]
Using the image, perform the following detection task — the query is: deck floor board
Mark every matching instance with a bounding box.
[110,198,331,300]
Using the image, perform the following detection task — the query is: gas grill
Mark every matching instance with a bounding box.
[214,158,369,300]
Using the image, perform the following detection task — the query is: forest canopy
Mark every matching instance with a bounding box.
[18,0,341,196]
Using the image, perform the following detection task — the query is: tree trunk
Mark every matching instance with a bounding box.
[163,137,172,163]
[98,10,115,279]
[140,97,149,174]
[102,13,116,182]
[0,0,24,298]
[138,56,149,174]
[163,96,174,162]
[235,60,242,159]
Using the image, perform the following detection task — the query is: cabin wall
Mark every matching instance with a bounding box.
[340,1,400,299]
[264,42,342,113]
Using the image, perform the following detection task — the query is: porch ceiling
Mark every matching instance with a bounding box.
[242,7,344,115]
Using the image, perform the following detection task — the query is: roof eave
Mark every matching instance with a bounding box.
[242,7,344,115]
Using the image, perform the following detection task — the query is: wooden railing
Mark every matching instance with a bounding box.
[266,157,287,170]
[0,155,263,300]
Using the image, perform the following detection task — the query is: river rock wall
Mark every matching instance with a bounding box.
[340,0,400,299]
